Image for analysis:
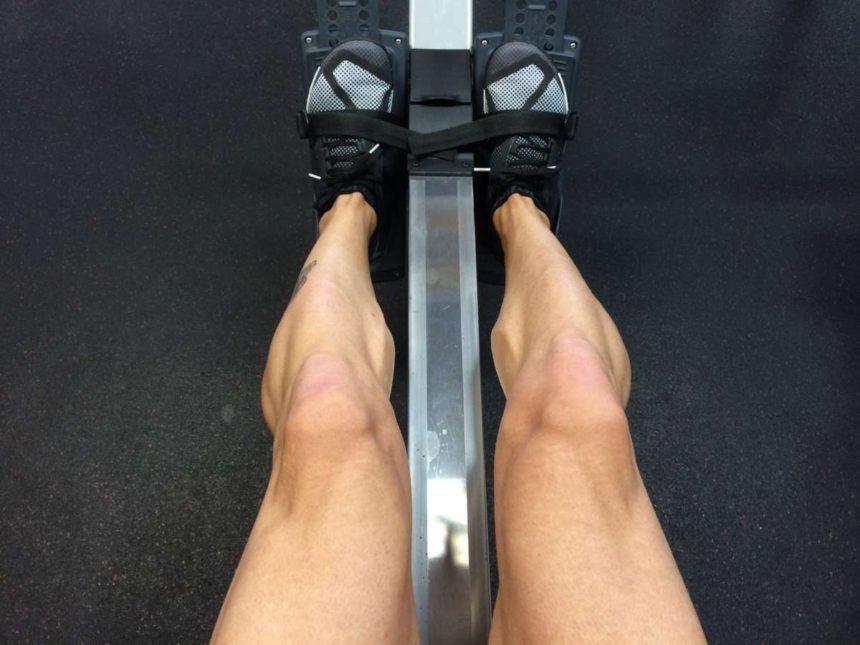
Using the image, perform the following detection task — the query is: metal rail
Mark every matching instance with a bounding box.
[407,1,491,642]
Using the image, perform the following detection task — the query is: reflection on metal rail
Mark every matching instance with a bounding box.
[409,177,490,644]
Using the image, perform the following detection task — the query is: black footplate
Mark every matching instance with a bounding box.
[298,0,409,282]
[473,0,583,285]
[474,0,582,111]
[299,0,408,117]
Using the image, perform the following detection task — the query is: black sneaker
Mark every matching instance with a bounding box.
[475,41,572,281]
[304,39,406,280]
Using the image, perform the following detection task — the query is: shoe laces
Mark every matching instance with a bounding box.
[314,136,381,185]
[507,135,553,170]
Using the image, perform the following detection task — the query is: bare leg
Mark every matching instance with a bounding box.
[488,194,704,643]
[212,193,418,644]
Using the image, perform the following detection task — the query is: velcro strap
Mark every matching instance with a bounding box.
[296,109,577,156]
[297,110,411,150]
[409,110,575,157]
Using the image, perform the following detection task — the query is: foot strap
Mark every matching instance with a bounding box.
[297,109,577,156]
[409,110,577,157]
[296,110,411,150]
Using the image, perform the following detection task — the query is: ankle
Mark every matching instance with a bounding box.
[319,192,377,239]
[492,193,551,245]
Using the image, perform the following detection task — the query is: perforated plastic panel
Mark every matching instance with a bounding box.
[315,0,379,45]
[504,0,569,51]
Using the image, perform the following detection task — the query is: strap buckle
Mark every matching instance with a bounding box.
[296,110,310,139]
[564,112,579,140]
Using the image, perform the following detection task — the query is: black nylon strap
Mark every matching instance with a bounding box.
[297,110,411,150]
[297,109,575,156]
[409,111,574,157]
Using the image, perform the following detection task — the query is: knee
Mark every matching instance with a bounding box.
[513,334,626,418]
[261,285,395,429]
[283,353,380,440]
[274,353,402,472]
[499,337,641,506]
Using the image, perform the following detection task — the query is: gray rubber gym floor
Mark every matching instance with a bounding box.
[1,1,857,641]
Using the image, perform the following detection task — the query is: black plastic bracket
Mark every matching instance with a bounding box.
[409,49,474,176]
[409,50,472,104]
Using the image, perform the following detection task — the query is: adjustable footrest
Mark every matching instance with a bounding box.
[474,0,582,110]
[298,0,409,282]
[299,0,408,117]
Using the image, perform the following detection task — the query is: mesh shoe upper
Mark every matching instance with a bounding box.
[483,41,569,173]
[307,40,394,113]
[306,41,394,178]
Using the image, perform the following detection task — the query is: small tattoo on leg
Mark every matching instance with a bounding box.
[291,260,317,301]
